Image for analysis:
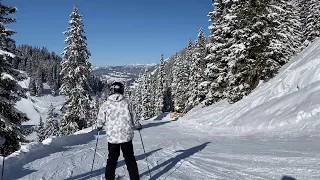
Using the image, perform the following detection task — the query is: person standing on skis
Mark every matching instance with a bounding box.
[97,81,142,180]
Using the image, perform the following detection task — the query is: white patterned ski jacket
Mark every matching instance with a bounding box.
[97,93,141,144]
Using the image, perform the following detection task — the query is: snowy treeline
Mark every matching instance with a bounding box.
[0,3,102,156]
[129,0,320,119]
[16,45,62,96]
[17,45,102,97]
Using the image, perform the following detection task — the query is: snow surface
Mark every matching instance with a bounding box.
[17,78,64,126]
[3,115,320,180]
[100,74,130,83]
[4,39,320,179]
[182,38,320,137]
[16,77,65,140]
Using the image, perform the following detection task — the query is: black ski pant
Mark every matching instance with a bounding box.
[105,140,140,180]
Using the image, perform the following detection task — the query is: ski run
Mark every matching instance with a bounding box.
[2,38,320,180]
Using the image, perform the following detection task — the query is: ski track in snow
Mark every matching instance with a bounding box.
[4,117,320,180]
[5,39,320,179]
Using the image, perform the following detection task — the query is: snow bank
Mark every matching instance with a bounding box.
[5,126,99,171]
[181,38,320,137]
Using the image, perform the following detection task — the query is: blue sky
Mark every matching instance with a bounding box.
[8,0,213,67]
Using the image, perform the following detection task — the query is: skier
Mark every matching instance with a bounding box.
[171,106,183,119]
[97,81,142,180]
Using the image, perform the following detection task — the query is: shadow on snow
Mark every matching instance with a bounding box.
[140,142,211,179]
[66,148,162,180]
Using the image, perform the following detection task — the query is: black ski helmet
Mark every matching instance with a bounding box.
[110,81,125,94]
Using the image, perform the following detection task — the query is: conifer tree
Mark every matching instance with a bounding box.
[36,117,46,142]
[59,6,92,135]
[185,28,207,111]
[0,2,29,156]
[133,75,143,120]
[205,0,238,106]
[226,0,270,103]
[36,69,43,96]
[263,0,302,80]
[140,71,149,120]
[155,53,166,114]
[172,50,189,110]
[43,104,59,138]
[28,77,37,96]
[300,0,320,47]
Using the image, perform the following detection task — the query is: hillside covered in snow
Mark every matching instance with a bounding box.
[182,38,320,137]
[93,64,157,83]
[3,38,320,180]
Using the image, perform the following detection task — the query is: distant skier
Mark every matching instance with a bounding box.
[97,81,142,180]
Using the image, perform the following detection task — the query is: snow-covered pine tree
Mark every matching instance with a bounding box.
[133,74,143,120]
[36,69,43,96]
[262,0,302,80]
[140,68,154,120]
[204,0,239,106]
[59,6,93,135]
[88,96,99,127]
[185,28,207,111]
[140,71,149,120]
[36,117,46,142]
[146,72,154,118]
[172,53,180,107]
[163,85,173,112]
[149,72,158,117]
[194,28,208,102]
[300,0,320,47]
[172,50,190,111]
[0,3,30,156]
[155,53,166,114]
[227,0,271,103]
[129,81,138,120]
[28,77,37,96]
[43,104,59,138]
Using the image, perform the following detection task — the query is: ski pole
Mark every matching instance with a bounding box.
[91,130,100,173]
[1,155,4,180]
[1,139,5,180]
[138,130,152,179]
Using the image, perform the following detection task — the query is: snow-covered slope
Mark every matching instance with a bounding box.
[182,38,320,137]
[15,77,65,140]
[93,64,157,83]
[3,40,320,180]
[16,78,64,125]
[3,114,320,180]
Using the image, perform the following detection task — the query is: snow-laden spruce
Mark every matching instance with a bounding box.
[36,117,45,142]
[185,28,207,111]
[155,53,166,114]
[59,6,93,135]
[300,0,320,47]
[0,3,29,156]
[43,104,60,138]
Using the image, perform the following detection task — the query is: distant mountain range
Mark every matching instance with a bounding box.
[92,63,157,84]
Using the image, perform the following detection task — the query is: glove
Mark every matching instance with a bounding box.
[97,125,103,131]
[135,122,142,131]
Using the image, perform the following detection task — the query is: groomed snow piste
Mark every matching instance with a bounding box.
[2,39,320,180]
